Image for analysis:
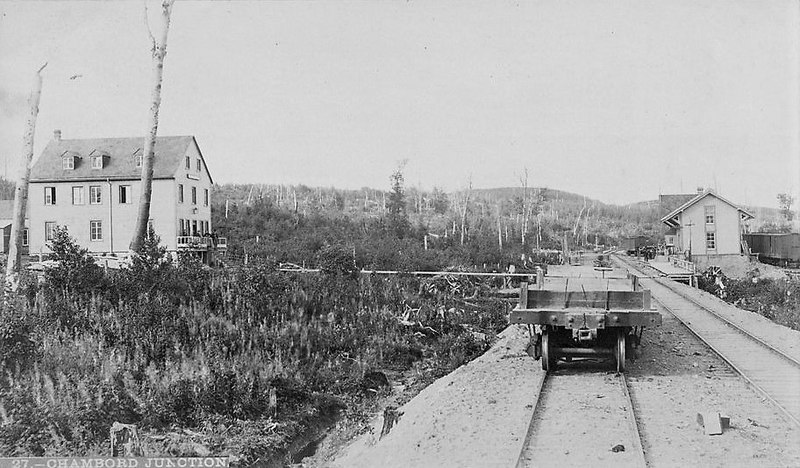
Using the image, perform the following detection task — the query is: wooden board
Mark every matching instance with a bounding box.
[520,289,651,311]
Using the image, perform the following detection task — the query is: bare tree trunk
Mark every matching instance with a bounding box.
[520,167,529,245]
[572,205,585,241]
[5,63,47,292]
[497,215,503,250]
[130,0,176,252]
[536,213,542,250]
[460,177,472,245]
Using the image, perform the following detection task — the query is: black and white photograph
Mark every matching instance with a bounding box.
[0,1,798,466]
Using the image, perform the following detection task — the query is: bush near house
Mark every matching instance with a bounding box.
[698,268,800,331]
[0,230,508,463]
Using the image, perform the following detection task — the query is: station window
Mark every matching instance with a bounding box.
[706,232,716,250]
[191,186,197,205]
[204,188,209,206]
[196,158,202,171]
[22,228,28,247]
[185,156,191,170]
[178,184,184,203]
[44,186,56,205]
[62,157,74,170]
[704,206,715,224]
[91,156,103,169]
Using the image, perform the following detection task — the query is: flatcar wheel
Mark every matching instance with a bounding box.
[541,330,556,371]
[615,330,626,373]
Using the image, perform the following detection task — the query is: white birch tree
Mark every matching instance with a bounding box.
[5,63,47,292]
[459,176,472,245]
[130,0,176,252]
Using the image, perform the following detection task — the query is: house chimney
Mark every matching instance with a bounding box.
[53,129,61,141]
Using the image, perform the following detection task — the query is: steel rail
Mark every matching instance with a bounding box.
[651,274,800,369]
[617,255,800,369]
[514,370,549,468]
[614,254,800,427]
[515,370,649,467]
[619,372,649,467]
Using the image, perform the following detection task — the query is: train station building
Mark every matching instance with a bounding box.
[660,189,754,264]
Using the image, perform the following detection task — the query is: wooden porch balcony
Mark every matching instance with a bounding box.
[176,236,227,251]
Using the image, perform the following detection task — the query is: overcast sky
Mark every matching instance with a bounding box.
[0,0,798,207]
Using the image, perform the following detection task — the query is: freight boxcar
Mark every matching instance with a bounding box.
[620,236,648,255]
[744,233,800,267]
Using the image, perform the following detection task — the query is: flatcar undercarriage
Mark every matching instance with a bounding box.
[510,278,661,373]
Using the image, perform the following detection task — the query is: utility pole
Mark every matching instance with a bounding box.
[686,221,695,262]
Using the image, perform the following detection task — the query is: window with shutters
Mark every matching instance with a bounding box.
[72,186,84,205]
[119,185,132,204]
[89,186,102,204]
[45,222,56,241]
[44,187,56,205]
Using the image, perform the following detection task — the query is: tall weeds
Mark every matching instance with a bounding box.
[0,231,507,459]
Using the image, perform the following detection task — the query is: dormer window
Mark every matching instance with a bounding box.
[60,151,78,170]
[133,148,143,167]
[89,149,107,169]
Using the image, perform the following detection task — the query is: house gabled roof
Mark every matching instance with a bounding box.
[660,190,755,228]
[659,194,696,216]
[30,135,209,183]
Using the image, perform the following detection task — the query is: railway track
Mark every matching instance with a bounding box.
[614,254,800,427]
[516,369,647,467]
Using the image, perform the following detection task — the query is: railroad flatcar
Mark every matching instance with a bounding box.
[509,274,661,373]
[744,233,800,267]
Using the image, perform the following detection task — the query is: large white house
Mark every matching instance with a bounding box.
[27,130,222,261]
[661,189,754,261]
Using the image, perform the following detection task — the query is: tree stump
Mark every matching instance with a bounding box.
[268,386,278,418]
[110,422,144,457]
[379,406,402,440]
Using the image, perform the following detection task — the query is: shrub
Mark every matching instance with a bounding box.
[0,301,36,372]
[317,244,357,276]
[43,227,105,298]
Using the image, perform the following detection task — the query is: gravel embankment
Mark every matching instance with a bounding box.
[318,262,800,467]
[328,324,543,468]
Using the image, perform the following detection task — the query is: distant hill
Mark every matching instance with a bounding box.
[470,187,608,207]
